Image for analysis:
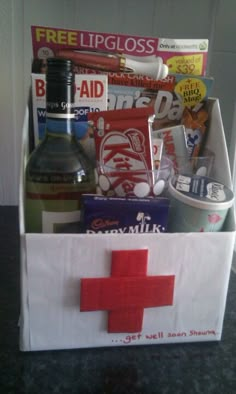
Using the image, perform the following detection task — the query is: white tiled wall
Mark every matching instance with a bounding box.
[1,0,236,205]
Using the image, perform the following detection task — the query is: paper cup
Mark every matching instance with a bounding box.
[168,174,234,232]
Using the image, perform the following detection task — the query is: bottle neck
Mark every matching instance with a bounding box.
[46,81,74,135]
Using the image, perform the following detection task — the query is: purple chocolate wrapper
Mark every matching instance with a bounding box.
[81,194,170,234]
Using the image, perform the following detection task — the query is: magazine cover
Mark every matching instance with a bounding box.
[32,73,108,145]
[30,26,212,162]
[32,72,213,143]
[31,25,209,78]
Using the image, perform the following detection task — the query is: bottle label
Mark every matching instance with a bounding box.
[26,180,86,200]
[46,101,74,119]
[25,180,95,233]
[42,209,81,233]
[46,82,74,118]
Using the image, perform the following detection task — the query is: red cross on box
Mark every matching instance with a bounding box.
[80,249,175,333]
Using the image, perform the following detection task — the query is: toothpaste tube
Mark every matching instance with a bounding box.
[80,194,170,234]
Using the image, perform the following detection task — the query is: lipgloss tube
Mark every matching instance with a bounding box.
[56,49,168,80]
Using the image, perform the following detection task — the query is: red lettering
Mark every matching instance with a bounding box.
[103,143,141,164]
[165,142,175,155]
[94,81,104,97]
[80,80,90,97]
[145,332,164,339]
[162,130,173,142]
[35,79,45,97]
[91,218,119,230]
[123,333,142,344]
[113,156,133,170]
[79,80,104,98]
[111,174,147,195]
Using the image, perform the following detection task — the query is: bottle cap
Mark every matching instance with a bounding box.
[46,58,74,84]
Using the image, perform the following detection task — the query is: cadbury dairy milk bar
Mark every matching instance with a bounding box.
[81,194,170,234]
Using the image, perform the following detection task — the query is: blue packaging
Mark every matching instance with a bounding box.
[80,194,170,234]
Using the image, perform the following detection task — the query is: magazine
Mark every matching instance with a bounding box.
[31,25,209,78]
[32,72,213,142]
[30,26,212,162]
[32,73,108,144]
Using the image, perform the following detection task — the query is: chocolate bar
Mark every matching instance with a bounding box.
[80,194,170,234]
[88,107,155,197]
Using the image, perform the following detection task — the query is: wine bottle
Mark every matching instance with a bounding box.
[25,58,95,233]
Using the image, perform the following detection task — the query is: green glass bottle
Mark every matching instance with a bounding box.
[25,58,95,233]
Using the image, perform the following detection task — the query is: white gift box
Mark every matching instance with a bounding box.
[19,99,236,351]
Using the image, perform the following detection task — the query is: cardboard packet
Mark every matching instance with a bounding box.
[153,125,188,168]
